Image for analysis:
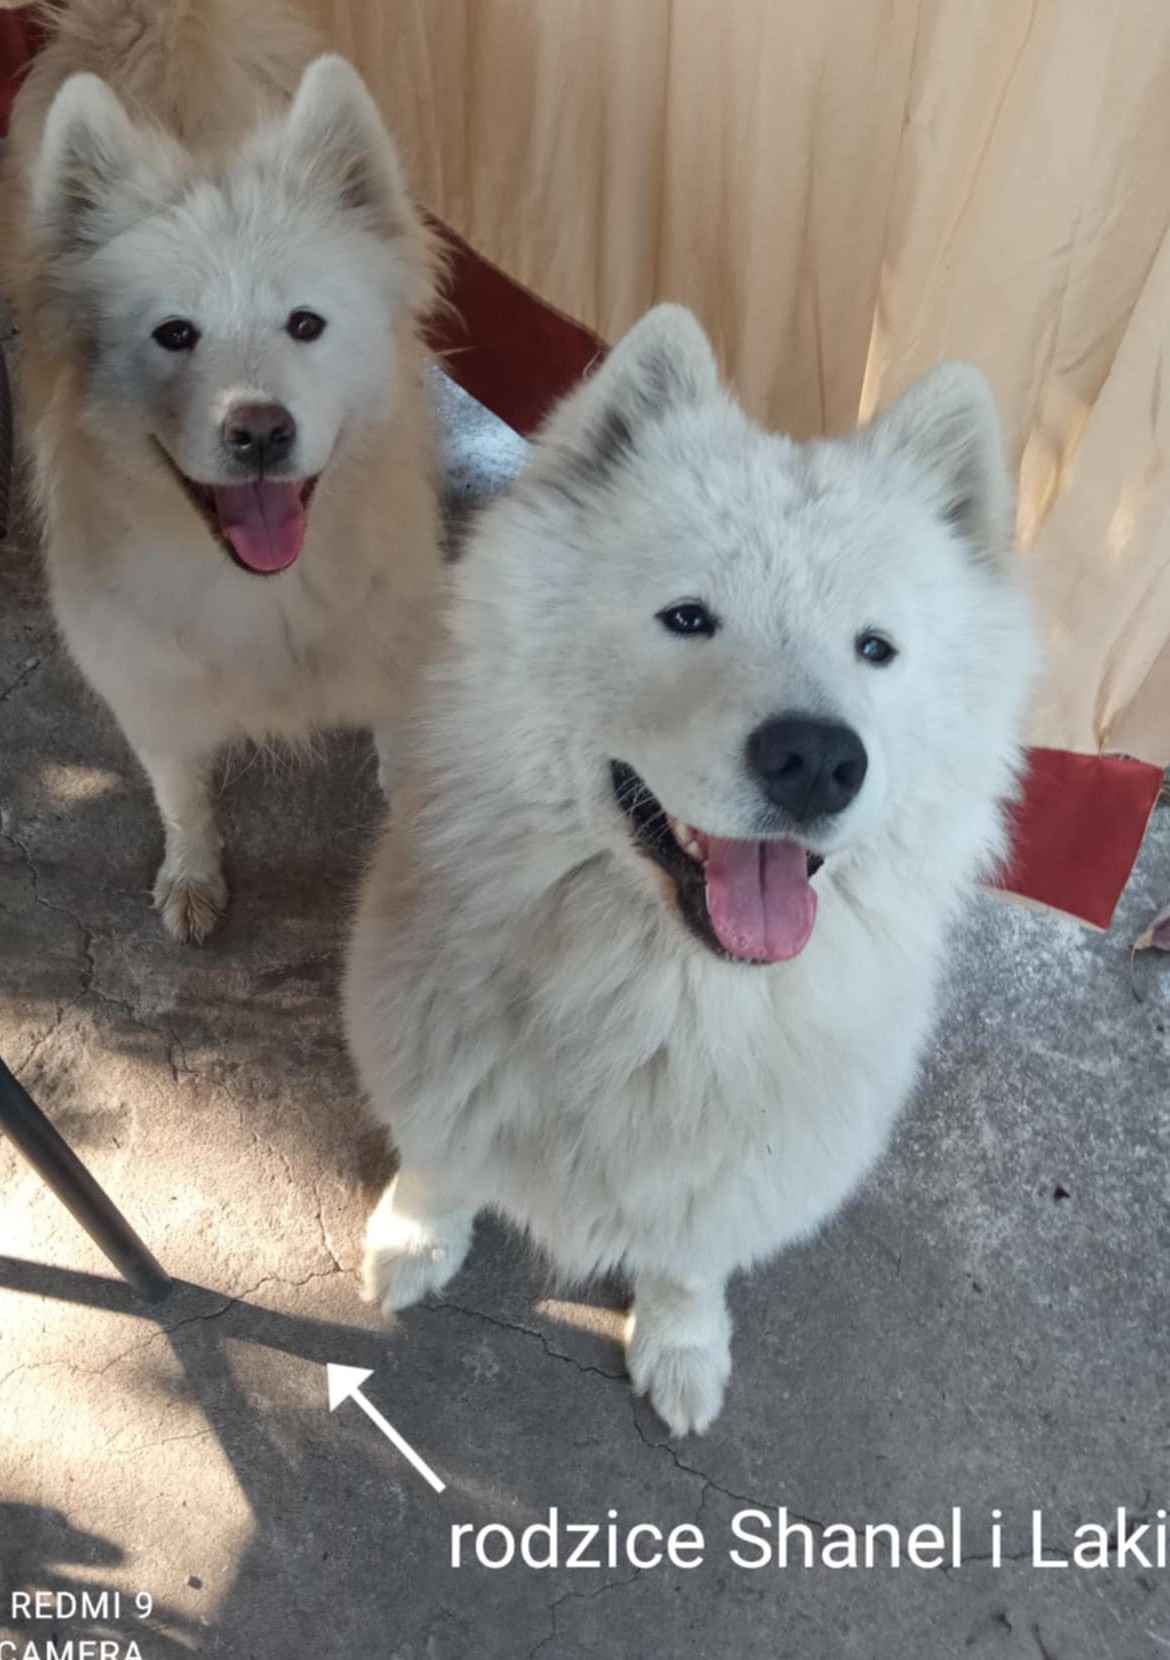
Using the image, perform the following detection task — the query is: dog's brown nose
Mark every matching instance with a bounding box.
[222,401,296,469]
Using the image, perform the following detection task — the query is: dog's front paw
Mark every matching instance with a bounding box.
[628,1329,731,1438]
[153,865,228,944]
[362,1200,471,1318]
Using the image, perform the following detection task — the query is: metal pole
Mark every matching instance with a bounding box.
[0,1056,172,1303]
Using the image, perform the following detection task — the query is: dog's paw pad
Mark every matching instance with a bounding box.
[154,869,228,944]
[629,1341,730,1438]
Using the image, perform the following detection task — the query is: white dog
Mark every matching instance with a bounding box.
[4,0,440,940]
[345,306,1035,1436]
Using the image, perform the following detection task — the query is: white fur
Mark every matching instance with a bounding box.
[6,3,441,940]
[345,307,1035,1436]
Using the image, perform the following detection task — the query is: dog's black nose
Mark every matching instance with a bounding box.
[222,402,296,469]
[747,715,868,821]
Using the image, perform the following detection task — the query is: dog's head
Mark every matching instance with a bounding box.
[30,55,432,574]
[463,306,1034,966]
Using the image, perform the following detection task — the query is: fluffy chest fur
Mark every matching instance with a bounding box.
[348,835,942,1284]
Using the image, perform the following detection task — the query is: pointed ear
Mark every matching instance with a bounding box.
[862,364,1014,564]
[279,55,416,243]
[537,304,721,486]
[33,73,179,254]
[587,304,721,418]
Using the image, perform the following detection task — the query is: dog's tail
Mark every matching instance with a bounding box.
[20,0,319,145]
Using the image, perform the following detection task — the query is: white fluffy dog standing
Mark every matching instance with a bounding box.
[344,305,1035,1436]
[4,0,440,940]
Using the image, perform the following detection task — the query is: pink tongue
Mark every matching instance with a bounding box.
[212,481,306,573]
[704,838,817,963]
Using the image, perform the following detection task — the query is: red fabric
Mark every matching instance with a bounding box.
[429,223,604,433]
[0,7,38,138]
[1001,749,1162,928]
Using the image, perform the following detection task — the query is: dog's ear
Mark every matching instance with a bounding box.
[33,73,177,254]
[862,364,1014,566]
[279,55,415,244]
[536,305,721,487]
[585,305,721,419]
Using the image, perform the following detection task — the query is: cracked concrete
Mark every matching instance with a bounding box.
[2,369,1170,1657]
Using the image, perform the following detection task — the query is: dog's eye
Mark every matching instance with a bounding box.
[151,319,200,352]
[856,631,897,666]
[287,309,327,343]
[658,602,718,638]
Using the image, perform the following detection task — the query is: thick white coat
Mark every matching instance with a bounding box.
[345,306,1035,1435]
[5,1,441,939]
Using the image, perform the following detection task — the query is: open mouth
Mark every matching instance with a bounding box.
[611,760,823,965]
[157,445,319,575]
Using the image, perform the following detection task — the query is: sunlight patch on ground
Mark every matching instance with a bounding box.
[535,1298,629,1346]
[37,760,124,805]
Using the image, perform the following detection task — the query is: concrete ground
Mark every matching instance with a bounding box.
[1,368,1169,1660]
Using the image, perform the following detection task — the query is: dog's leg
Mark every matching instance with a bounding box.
[363,1168,477,1316]
[138,746,227,944]
[371,594,437,799]
[627,1273,732,1437]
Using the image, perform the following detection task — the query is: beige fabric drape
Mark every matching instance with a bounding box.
[305,0,1170,767]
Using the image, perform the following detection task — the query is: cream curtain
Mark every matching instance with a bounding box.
[304,0,1170,767]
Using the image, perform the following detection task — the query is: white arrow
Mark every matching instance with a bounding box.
[326,1364,446,1494]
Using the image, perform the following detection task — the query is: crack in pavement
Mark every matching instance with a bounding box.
[425,1296,627,1381]
[312,1177,346,1275]
[0,652,45,707]
[12,1001,67,1077]
[527,1569,642,1660]
[0,821,95,994]
[88,974,192,1086]
[109,1426,217,1460]
[1030,1623,1059,1660]
[0,820,192,1084]
[628,1404,1099,1579]
[628,1403,824,1532]
[420,1292,831,1540]
[417,1290,849,1578]
[238,1128,349,1280]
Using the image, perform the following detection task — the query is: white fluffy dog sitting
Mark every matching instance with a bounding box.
[4,0,440,941]
[344,305,1035,1436]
